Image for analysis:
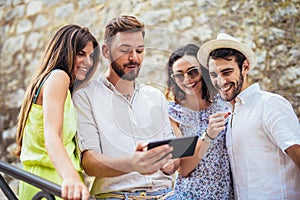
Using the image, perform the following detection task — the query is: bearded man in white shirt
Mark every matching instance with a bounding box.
[197,33,300,199]
[72,15,178,199]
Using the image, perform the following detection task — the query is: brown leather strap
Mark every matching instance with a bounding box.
[94,190,174,200]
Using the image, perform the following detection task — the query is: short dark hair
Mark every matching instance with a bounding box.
[104,15,145,46]
[209,48,246,71]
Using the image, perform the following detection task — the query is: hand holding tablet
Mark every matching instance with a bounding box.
[147,136,199,158]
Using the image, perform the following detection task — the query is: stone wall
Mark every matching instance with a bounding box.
[0,0,299,197]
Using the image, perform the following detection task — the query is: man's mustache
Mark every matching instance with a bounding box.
[124,62,140,67]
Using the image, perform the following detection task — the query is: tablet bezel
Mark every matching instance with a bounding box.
[147,135,199,158]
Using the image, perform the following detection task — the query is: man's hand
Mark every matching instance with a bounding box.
[131,143,173,175]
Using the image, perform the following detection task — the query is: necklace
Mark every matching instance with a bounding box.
[121,82,135,102]
[123,93,132,102]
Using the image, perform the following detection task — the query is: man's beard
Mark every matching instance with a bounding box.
[218,72,244,102]
[110,54,141,81]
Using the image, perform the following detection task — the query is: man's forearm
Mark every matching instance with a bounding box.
[82,150,132,178]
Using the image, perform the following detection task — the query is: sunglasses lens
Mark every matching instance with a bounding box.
[188,68,200,79]
[173,74,184,82]
[172,67,200,82]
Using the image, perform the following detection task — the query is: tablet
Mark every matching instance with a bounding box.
[147,136,199,158]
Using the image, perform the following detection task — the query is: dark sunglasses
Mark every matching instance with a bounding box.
[171,66,201,83]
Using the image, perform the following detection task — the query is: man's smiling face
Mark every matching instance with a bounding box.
[208,56,245,103]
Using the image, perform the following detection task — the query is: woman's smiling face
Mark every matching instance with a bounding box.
[172,55,202,96]
[73,41,95,81]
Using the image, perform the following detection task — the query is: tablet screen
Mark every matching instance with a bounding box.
[147,136,199,158]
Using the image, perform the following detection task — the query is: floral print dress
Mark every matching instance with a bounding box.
[168,96,234,200]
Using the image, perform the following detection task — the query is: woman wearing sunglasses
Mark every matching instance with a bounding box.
[165,44,234,199]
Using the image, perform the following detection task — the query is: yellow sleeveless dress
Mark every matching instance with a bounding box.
[18,90,82,199]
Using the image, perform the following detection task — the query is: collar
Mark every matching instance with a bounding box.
[235,83,260,105]
[99,74,141,94]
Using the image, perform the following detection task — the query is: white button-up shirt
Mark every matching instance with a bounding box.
[226,83,300,200]
[73,75,173,195]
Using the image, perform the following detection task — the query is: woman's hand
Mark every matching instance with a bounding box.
[61,174,90,200]
[161,158,180,175]
[206,112,231,138]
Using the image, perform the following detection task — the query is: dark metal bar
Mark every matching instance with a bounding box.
[0,160,61,197]
[0,173,18,200]
[0,160,96,200]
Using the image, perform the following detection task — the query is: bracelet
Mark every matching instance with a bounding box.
[203,130,215,143]
[206,130,215,140]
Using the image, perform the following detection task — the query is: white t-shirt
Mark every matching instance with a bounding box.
[227,83,300,199]
[73,75,173,195]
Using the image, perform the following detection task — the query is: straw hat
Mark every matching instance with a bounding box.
[197,33,257,70]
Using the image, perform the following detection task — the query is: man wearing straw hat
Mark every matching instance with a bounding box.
[197,33,300,199]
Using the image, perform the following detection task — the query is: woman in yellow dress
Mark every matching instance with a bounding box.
[14,24,100,200]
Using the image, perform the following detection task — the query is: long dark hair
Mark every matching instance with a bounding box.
[14,24,100,157]
[165,44,216,104]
